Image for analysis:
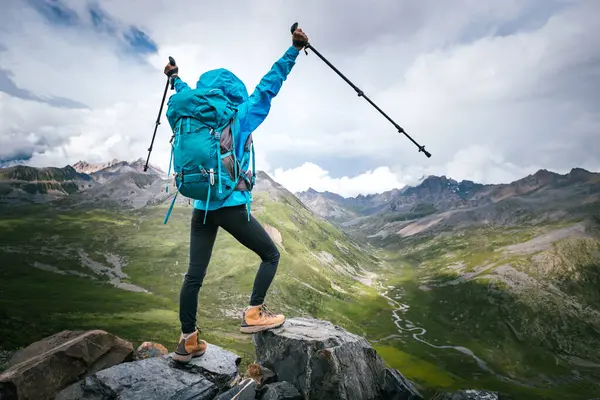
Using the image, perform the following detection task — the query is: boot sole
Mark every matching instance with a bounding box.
[172,350,205,362]
[239,321,285,334]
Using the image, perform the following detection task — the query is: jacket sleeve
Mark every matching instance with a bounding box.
[172,76,191,93]
[239,46,300,133]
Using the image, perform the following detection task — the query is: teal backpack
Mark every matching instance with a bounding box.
[162,87,255,224]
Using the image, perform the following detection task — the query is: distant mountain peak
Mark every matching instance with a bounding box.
[73,159,123,174]
[533,168,558,177]
[72,159,165,177]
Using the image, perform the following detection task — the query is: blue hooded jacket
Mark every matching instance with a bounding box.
[167,45,300,212]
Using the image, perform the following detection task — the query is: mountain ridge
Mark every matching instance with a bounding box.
[0,159,169,207]
[297,167,599,201]
[296,167,600,236]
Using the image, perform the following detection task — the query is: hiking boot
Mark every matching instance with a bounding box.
[240,304,285,333]
[173,328,207,362]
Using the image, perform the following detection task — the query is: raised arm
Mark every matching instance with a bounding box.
[171,76,191,93]
[239,28,309,133]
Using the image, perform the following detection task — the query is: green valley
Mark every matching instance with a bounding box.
[0,173,395,378]
[298,168,600,399]
[2,164,600,399]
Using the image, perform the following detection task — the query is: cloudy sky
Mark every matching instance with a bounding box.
[1,0,598,197]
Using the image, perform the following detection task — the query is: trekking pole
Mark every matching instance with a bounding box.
[144,56,178,172]
[290,22,431,158]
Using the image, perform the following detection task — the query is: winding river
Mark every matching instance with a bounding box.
[374,282,524,385]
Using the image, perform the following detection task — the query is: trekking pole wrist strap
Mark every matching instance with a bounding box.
[293,39,307,49]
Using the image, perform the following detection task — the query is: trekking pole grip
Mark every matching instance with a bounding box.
[167,56,178,89]
[290,22,309,52]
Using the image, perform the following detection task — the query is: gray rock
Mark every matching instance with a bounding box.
[215,378,257,400]
[253,317,423,400]
[260,381,302,400]
[0,330,133,400]
[56,357,218,400]
[8,330,85,367]
[0,350,14,374]
[170,343,242,390]
[383,368,423,400]
[434,390,499,400]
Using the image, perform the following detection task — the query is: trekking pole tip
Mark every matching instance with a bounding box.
[419,146,432,158]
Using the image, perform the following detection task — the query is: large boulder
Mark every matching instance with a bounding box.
[56,357,218,400]
[56,343,241,399]
[7,330,85,367]
[0,330,133,400]
[253,317,423,400]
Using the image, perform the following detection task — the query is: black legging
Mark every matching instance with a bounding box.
[179,205,281,333]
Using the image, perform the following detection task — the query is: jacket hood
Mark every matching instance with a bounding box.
[196,68,248,105]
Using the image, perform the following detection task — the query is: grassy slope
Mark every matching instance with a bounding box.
[372,217,600,400]
[0,192,394,372]
[4,189,599,399]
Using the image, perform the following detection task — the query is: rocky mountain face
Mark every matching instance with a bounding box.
[0,159,169,208]
[0,165,96,205]
[72,159,122,174]
[80,158,167,183]
[295,188,359,222]
[297,168,600,239]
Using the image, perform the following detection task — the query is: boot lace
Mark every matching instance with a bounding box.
[259,304,277,319]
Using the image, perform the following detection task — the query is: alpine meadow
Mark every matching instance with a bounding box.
[1,162,599,399]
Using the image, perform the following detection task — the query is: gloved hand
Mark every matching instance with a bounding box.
[292,27,309,50]
[164,62,178,77]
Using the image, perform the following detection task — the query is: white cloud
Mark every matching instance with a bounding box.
[270,162,408,197]
[0,0,598,195]
[269,144,570,197]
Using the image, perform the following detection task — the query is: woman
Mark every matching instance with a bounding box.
[163,27,309,362]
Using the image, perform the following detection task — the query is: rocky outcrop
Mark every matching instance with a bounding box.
[57,342,241,399]
[57,356,219,400]
[253,317,423,400]
[0,319,507,400]
[0,330,133,400]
